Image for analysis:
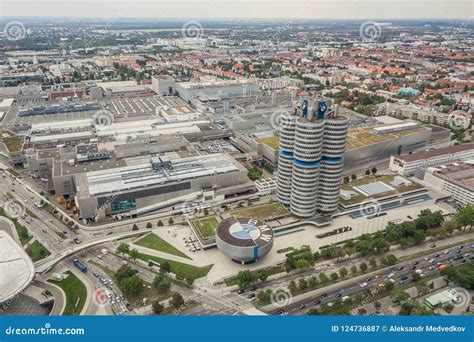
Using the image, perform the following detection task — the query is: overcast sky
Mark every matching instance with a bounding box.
[1,0,472,19]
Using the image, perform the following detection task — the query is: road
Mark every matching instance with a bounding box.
[268,242,472,316]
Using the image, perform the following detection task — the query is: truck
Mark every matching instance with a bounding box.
[73,258,87,273]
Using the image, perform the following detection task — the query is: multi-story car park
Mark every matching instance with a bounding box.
[75,153,254,220]
[277,97,349,217]
[421,160,474,205]
[389,143,474,176]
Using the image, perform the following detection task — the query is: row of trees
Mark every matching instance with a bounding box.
[235,269,269,291]
[115,265,143,296]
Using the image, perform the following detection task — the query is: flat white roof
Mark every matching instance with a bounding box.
[95,119,206,140]
[0,230,35,303]
[31,119,92,131]
[82,153,240,197]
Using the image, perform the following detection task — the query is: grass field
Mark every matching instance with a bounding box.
[134,233,190,260]
[192,217,219,239]
[48,271,87,315]
[257,136,280,150]
[25,240,51,262]
[133,251,212,282]
[231,202,289,220]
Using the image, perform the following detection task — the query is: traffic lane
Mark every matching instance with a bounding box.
[270,243,470,315]
[288,255,469,316]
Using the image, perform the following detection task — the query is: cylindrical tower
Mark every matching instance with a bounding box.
[277,97,348,217]
[277,112,296,206]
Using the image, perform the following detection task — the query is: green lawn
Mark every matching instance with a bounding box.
[133,251,212,282]
[134,233,190,260]
[48,271,87,315]
[192,217,219,239]
[25,240,51,262]
[0,207,32,245]
[231,202,289,220]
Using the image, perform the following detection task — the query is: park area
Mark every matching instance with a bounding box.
[134,233,190,259]
[48,271,87,315]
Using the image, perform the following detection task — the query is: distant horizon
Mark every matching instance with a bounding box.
[1,0,472,20]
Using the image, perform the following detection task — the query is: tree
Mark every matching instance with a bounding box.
[120,275,143,296]
[298,278,308,290]
[236,269,255,291]
[359,262,368,272]
[157,220,164,226]
[330,272,339,281]
[371,167,377,175]
[441,261,474,289]
[386,254,397,266]
[369,258,377,269]
[151,300,164,314]
[129,248,139,261]
[170,293,185,309]
[257,271,268,282]
[308,276,318,287]
[159,261,171,275]
[391,288,410,304]
[168,218,174,225]
[295,258,310,269]
[351,265,358,275]
[153,274,171,293]
[343,176,350,184]
[351,174,357,181]
[455,204,474,230]
[146,222,152,229]
[117,243,130,256]
[319,273,329,283]
[132,224,139,231]
[115,264,137,283]
[365,169,371,176]
[339,267,348,279]
[288,280,298,294]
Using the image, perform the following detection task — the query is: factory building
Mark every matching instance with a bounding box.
[75,153,253,220]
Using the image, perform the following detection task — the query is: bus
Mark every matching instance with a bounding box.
[73,258,87,273]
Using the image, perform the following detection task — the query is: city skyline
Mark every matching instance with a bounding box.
[1,0,472,19]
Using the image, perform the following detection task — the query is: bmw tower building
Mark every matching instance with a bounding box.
[277,97,349,217]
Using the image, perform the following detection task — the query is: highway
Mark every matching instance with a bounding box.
[268,242,472,316]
